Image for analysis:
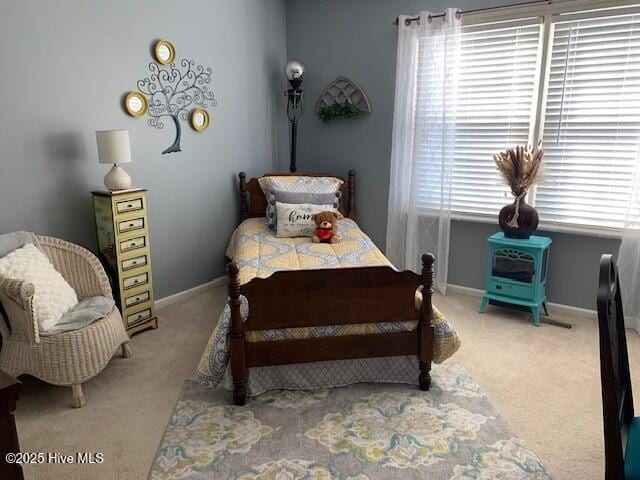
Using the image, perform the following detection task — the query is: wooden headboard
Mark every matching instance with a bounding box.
[238,170,356,223]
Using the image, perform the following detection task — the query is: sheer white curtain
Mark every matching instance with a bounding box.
[619,155,640,334]
[386,9,461,294]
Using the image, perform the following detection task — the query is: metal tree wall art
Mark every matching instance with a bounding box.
[136,59,217,154]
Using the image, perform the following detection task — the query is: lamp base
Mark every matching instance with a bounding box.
[104,164,132,191]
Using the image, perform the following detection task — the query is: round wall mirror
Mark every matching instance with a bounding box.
[154,40,176,65]
[124,91,148,117]
[191,108,210,132]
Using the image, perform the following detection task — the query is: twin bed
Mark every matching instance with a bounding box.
[197,170,460,405]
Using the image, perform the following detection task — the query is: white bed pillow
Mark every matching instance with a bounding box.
[259,176,343,229]
[258,175,343,196]
[275,202,335,238]
[0,243,78,332]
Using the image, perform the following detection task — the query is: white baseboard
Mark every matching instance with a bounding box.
[155,276,227,311]
[446,283,596,318]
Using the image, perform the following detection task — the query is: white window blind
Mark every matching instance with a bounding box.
[534,10,640,230]
[450,19,541,216]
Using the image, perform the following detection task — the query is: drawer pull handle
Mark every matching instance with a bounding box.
[127,204,133,208]
[134,279,139,283]
[129,223,134,227]
[132,261,137,265]
[496,285,502,290]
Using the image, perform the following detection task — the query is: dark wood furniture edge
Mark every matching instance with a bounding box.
[419,253,435,391]
[239,172,249,222]
[238,170,356,223]
[597,254,634,480]
[246,331,418,367]
[347,169,356,219]
[241,266,421,330]
[228,263,248,406]
[0,370,24,480]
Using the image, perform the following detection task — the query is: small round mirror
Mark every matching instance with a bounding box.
[129,96,143,112]
[158,45,171,61]
[191,108,210,132]
[124,91,148,117]
[154,40,176,65]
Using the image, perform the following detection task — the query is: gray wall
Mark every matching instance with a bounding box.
[285,0,620,309]
[0,0,288,298]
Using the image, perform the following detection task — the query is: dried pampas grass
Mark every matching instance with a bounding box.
[493,143,544,197]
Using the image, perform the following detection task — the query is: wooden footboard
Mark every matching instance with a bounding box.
[227,254,435,405]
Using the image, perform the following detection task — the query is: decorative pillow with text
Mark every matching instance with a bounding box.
[275,202,335,238]
[267,190,340,230]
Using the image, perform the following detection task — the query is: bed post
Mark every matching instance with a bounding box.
[419,253,435,391]
[239,172,249,222]
[228,263,247,405]
[347,169,356,220]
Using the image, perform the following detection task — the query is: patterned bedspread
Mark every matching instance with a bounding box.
[225,217,392,284]
[197,218,461,395]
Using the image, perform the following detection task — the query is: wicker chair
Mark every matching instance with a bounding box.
[0,236,131,408]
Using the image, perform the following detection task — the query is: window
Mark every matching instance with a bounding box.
[536,10,640,229]
[452,19,541,216]
[440,5,640,232]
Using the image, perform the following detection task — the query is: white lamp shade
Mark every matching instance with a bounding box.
[96,130,132,165]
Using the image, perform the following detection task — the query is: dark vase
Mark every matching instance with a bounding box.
[499,198,539,239]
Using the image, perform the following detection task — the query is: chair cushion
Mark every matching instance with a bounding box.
[0,231,42,258]
[39,297,116,336]
[0,243,77,331]
[626,417,640,480]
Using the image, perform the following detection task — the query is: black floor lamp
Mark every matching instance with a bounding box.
[285,60,305,173]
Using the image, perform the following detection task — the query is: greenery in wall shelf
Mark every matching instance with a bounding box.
[317,101,361,122]
[315,76,371,123]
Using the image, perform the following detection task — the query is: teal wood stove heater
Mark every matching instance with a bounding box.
[479,232,552,326]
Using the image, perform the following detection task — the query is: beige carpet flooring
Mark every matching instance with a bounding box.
[12,284,640,479]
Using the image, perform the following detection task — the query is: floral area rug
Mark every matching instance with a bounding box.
[149,363,552,479]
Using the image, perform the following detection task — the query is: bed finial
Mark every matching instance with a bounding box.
[347,169,356,219]
[228,261,240,279]
[239,172,248,222]
[419,253,435,391]
[421,253,435,288]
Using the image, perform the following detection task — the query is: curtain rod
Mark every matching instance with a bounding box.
[393,0,551,25]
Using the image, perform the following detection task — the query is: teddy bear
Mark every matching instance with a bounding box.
[312,211,341,244]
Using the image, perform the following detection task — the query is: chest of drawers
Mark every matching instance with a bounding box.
[92,189,157,335]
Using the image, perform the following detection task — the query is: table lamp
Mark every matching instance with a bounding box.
[96,129,132,191]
